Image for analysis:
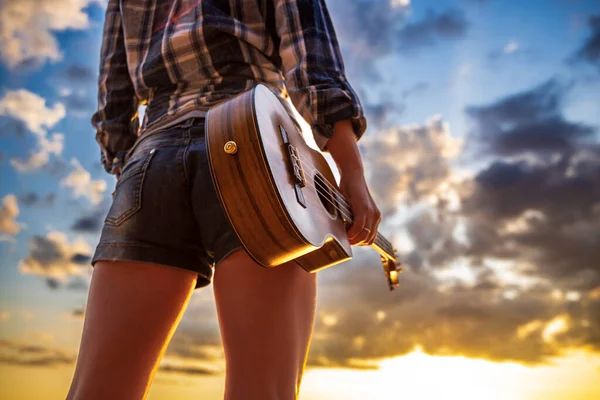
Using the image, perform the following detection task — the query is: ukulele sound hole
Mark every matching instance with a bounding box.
[314,173,338,219]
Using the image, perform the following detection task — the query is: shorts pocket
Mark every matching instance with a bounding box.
[105,148,157,227]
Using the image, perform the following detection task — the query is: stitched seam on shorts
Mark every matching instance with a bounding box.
[105,149,156,227]
[95,242,211,280]
[181,135,190,189]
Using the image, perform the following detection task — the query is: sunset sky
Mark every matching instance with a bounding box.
[1,0,600,399]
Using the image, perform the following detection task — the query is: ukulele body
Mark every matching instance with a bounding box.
[206,84,352,272]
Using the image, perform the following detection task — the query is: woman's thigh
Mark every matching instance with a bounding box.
[213,248,317,400]
[67,260,197,400]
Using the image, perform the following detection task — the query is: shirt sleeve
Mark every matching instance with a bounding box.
[273,0,367,152]
[91,0,140,176]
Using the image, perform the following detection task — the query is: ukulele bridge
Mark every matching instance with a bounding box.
[279,126,307,208]
[287,144,306,187]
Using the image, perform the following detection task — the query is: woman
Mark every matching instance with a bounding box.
[66,0,380,399]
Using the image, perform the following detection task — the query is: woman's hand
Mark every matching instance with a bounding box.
[326,119,381,246]
[338,170,381,245]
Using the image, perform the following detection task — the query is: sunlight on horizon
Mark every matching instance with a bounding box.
[299,348,600,400]
[1,347,600,399]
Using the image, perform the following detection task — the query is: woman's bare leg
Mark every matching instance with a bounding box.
[213,249,317,400]
[66,260,198,400]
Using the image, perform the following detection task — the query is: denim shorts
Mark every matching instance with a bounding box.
[91,118,243,289]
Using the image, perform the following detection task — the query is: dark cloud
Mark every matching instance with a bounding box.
[401,81,429,99]
[158,364,220,376]
[18,192,56,207]
[466,79,596,156]
[30,236,62,265]
[328,2,468,81]
[0,118,27,137]
[46,278,60,290]
[18,233,93,284]
[70,253,91,265]
[397,9,470,52]
[0,339,75,367]
[302,78,600,369]
[62,65,95,84]
[458,79,600,288]
[305,250,600,367]
[330,0,409,58]
[71,213,103,233]
[573,15,600,69]
[364,101,405,129]
[63,93,95,113]
[67,279,89,291]
[462,154,600,285]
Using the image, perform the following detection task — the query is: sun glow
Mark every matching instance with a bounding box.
[300,348,600,400]
[375,348,527,400]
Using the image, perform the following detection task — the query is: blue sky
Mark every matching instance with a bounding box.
[1,0,600,398]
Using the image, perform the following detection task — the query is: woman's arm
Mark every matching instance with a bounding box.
[273,0,380,245]
[91,0,140,178]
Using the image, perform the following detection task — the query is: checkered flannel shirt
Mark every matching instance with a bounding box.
[92,0,367,175]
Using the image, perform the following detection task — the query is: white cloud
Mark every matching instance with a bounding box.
[0,89,65,136]
[60,158,107,205]
[391,0,410,8]
[0,194,25,236]
[361,116,463,217]
[0,89,67,171]
[11,132,65,172]
[18,231,92,281]
[0,0,100,68]
[504,40,520,54]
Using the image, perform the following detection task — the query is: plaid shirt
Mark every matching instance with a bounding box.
[92,0,366,175]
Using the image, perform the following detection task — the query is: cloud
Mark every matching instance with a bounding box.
[158,363,220,376]
[360,116,463,217]
[0,89,66,171]
[397,9,470,52]
[63,308,86,320]
[60,158,108,205]
[0,339,75,367]
[465,79,595,156]
[61,65,96,83]
[503,41,520,54]
[0,0,100,68]
[18,192,57,207]
[328,3,468,82]
[304,249,600,367]
[0,89,65,136]
[18,231,93,284]
[299,78,600,369]
[401,81,429,99]
[10,132,65,172]
[0,194,25,236]
[71,210,105,233]
[573,15,600,69]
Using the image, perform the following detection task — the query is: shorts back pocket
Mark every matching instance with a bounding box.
[105,148,157,227]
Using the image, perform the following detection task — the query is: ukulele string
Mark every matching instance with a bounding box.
[287,173,392,253]
[296,162,394,253]
[281,146,394,253]
[292,157,353,212]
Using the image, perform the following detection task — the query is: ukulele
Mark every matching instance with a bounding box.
[205,84,401,290]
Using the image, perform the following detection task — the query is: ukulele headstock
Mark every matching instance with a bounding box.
[381,250,402,291]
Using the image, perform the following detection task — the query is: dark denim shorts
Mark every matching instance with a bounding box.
[91,118,243,289]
